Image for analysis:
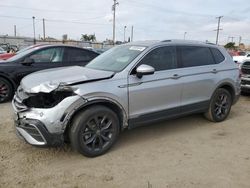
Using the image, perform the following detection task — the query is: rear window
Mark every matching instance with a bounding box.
[210,48,225,64]
[179,46,215,68]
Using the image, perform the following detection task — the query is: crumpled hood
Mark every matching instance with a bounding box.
[21,66,114,93]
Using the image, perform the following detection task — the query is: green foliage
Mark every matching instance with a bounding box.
[224,42,236,49]
[81,34,96,42]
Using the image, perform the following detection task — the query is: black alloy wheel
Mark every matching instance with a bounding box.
[205,88,232,122]
[214,93,230,120]
[70,105,120,157]
[82,114,115,152]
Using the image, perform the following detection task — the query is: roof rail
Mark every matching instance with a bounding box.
[205,42,216,45]
[161,40,172,42]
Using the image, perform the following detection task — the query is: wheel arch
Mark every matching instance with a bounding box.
[63,97,128,140]
[0,73,17,90]
[214,82,236,102]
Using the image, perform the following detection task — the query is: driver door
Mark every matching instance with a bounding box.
[15,47,65,83]
[128,46,183,126]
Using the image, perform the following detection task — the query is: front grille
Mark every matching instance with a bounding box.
[241,62,250,75]
[241,79,250,85]
[19,123,44,142]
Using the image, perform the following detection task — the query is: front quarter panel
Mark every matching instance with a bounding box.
[74,75,129,120]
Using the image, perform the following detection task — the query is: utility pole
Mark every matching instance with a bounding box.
[124,26,127,42]
[43,18,46,41]
[184,32,187,40]
[238,36,242,46]
[131,25,134,42]
[112,0,119,44]
[228,36,235,43]
[32,16,36,44]
[215,16,223,45]
[14,25,16,37]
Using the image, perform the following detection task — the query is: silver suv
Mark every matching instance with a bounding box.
[12,40,241,157]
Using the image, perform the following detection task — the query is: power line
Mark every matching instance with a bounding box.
[0,15,111,26]
[124,0,216,18]
[0,4,104,14]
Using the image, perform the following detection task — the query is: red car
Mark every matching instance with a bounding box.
[0,44,50,60]
[0,53,15,60]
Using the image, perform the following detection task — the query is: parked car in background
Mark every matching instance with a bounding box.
[0,44,99,102]
[241,61,250,93]
[0,47,7,54]
[233,53,250,66]
[0,44,50,60]
[12,40,240,157]
[0,43,18,53]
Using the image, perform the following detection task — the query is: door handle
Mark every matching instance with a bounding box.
[211,69,218,74]
[171,74,181,79]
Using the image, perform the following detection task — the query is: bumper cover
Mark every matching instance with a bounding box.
[15,117,64,147]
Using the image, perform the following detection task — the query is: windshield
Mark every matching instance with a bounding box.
[86,45,146,72]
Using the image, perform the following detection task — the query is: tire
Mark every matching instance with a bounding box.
[0,77,13,103]
[69,105,120,157]
[205,88,232,122]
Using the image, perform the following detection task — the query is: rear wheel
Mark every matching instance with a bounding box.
[69,105,120,157]
[205,88,232,122]
[0,77,13,103]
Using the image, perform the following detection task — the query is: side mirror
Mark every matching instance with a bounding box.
[22,57,34,65]
[136,64,155,78]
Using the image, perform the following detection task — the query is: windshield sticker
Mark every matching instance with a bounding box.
[129,46,146,51]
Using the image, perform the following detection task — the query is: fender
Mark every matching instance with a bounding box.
[213,81,238,104]
[61,96,128,131]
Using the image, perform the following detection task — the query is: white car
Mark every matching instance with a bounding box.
[233,53,250,65]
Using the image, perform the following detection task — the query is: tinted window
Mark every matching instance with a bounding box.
[138,46,177,71]
[179,46,215,68]
[210,48,225,64]
[28,47,64,63]
[64,48,97,62]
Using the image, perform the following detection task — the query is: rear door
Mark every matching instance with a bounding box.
[63,47,98,66]
[128,46,183,124]
[177,46,220,112]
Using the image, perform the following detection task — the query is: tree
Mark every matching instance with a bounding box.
[224,42,236,49]
[81,34,96,42]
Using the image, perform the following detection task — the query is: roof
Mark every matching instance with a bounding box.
[125,39,217,48]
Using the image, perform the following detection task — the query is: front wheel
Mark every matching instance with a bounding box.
[205,88,232,122]
[69,105,120,157]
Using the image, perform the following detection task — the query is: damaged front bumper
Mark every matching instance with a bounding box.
[12,90,86,147]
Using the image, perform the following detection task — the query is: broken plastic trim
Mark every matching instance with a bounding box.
[23,86,76,109]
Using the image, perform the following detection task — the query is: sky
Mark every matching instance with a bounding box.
[0,0,250,45]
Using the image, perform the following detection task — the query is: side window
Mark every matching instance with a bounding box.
[179,46,215,68]
[29,48,64,63]
[138,46,177,71]
[210,48,225,64]
[64,48,98,62]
